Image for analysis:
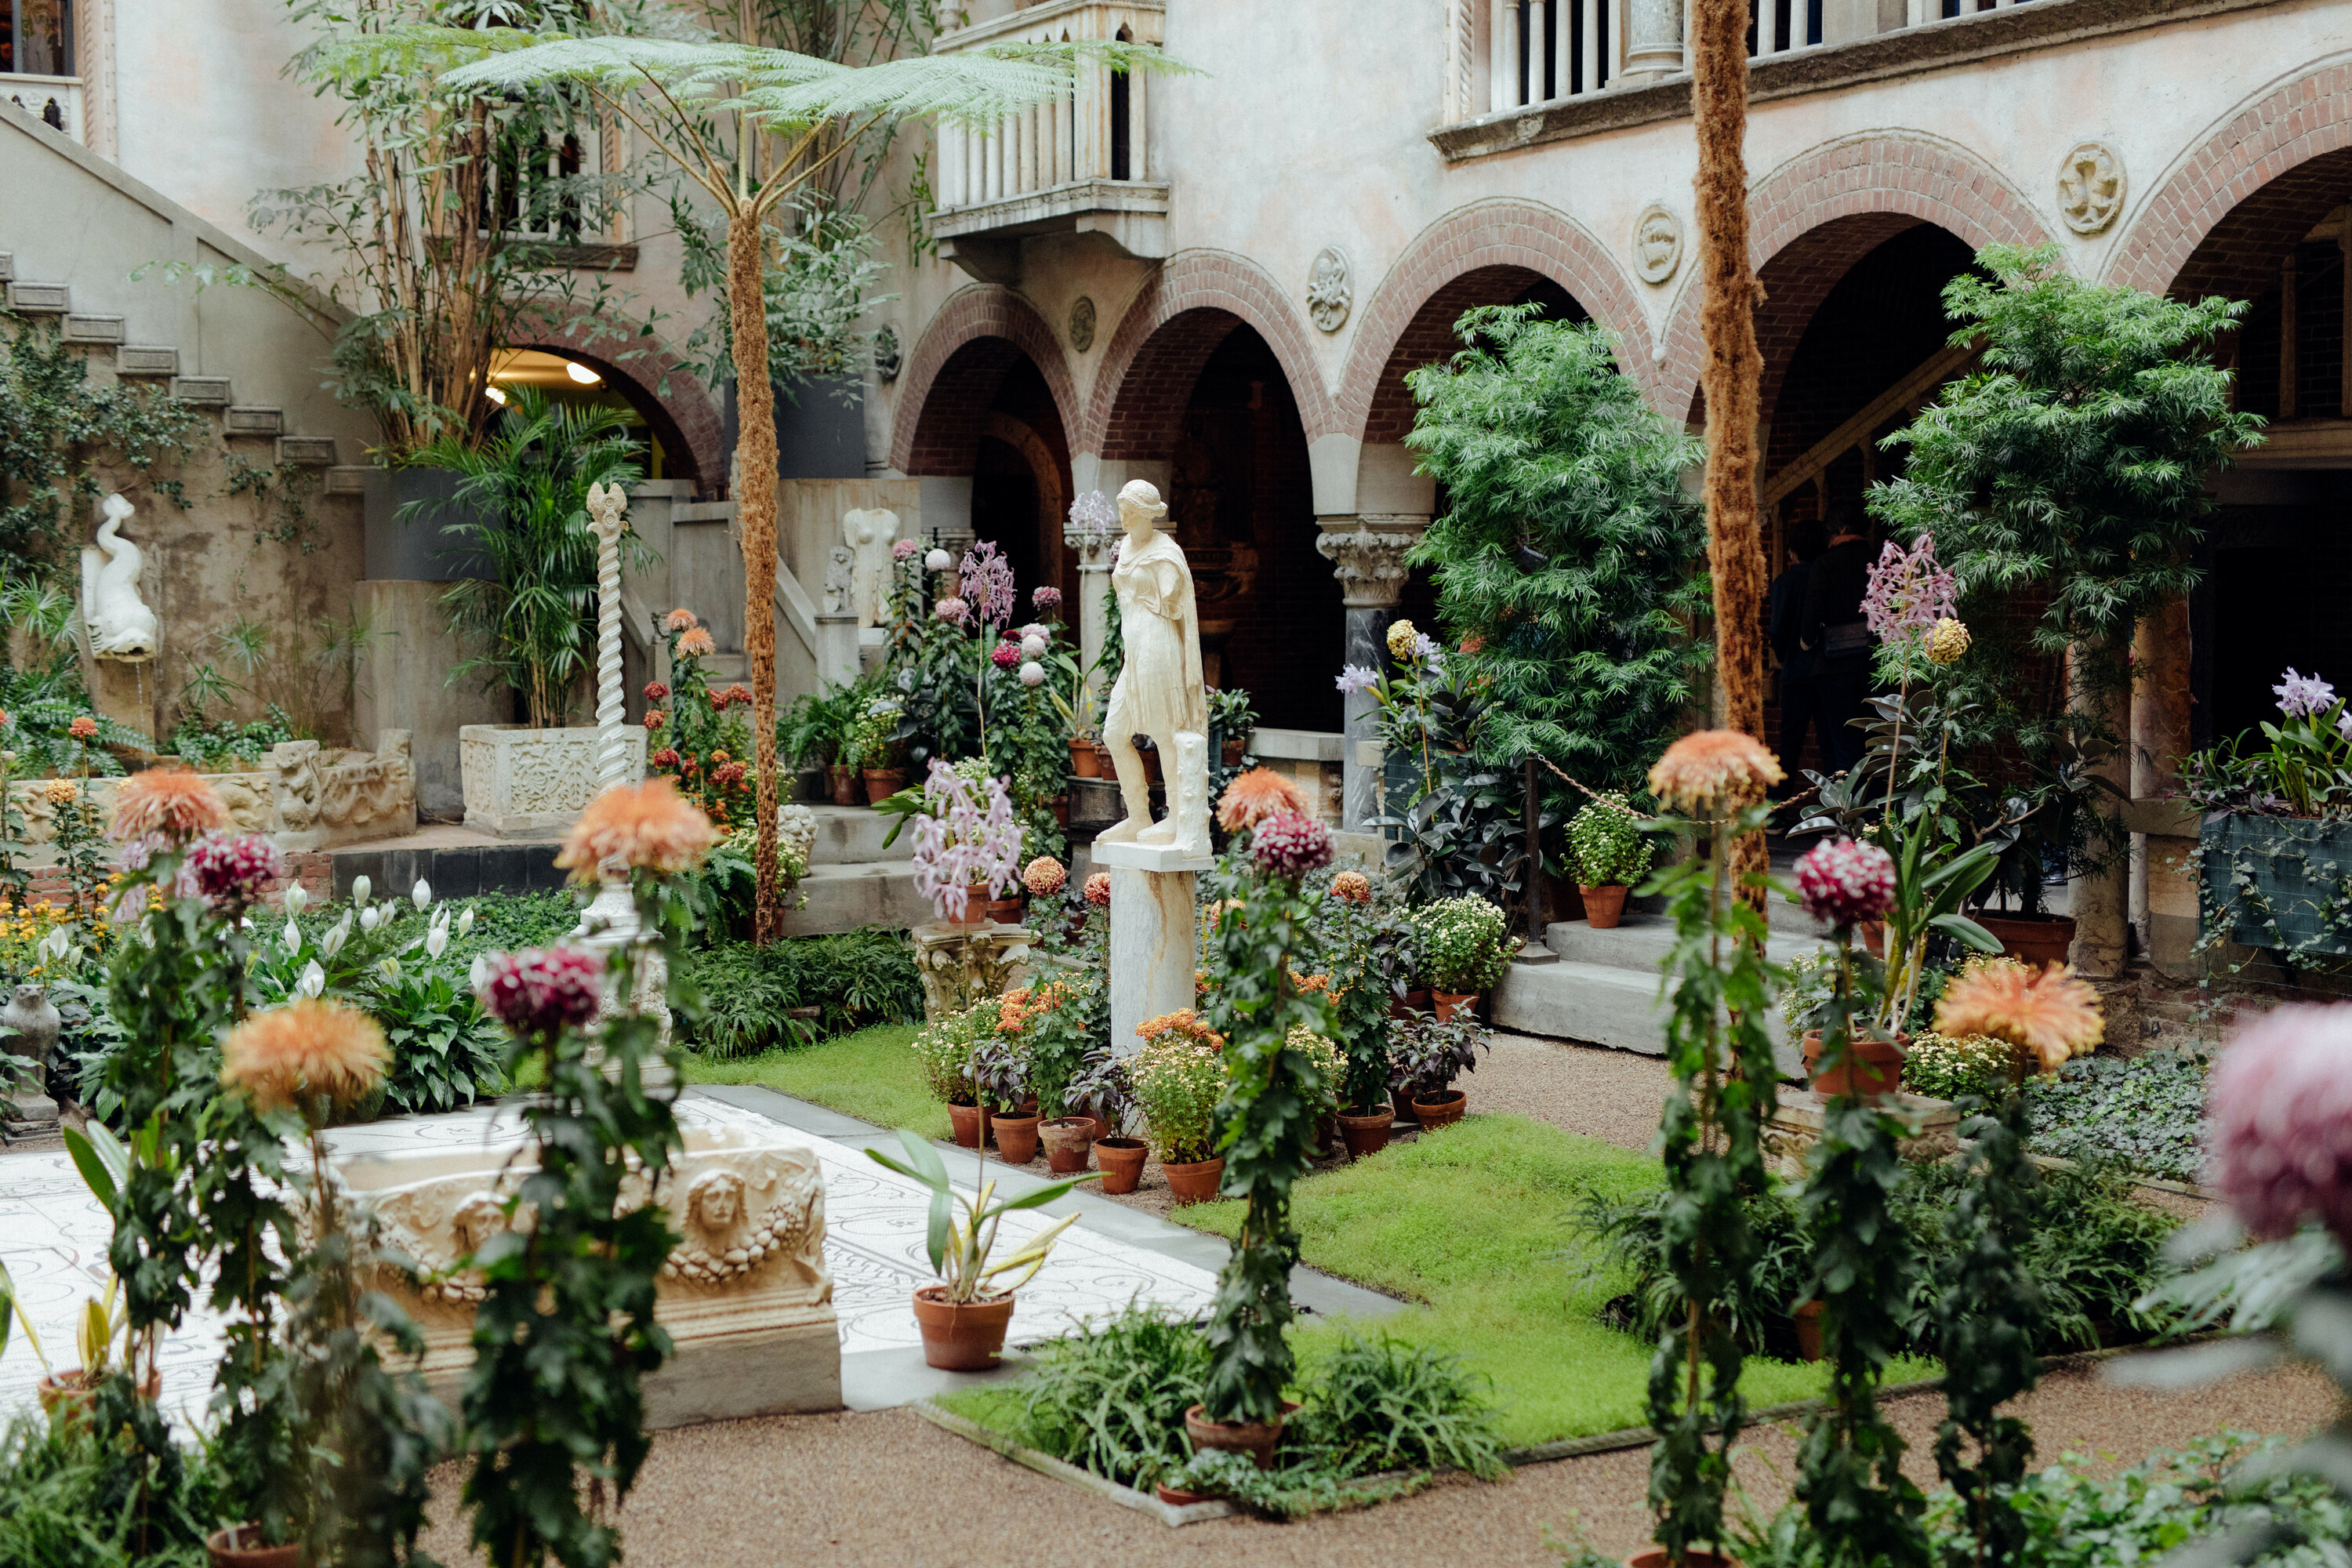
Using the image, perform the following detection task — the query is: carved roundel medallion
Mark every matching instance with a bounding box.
[2056,142,2125,236]
[1069,295,1097,354]
[1307,247,1352,334]
[1632,202,1682,285]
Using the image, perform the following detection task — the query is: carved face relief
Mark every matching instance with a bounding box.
[1633,203,1682,285]
[450,1192,508,1257]
[2057,143,2125,236]
[687,1168,746,1236]
[1306,248,1352,334]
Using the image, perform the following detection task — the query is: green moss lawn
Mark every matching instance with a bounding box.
[688,1025,1933,1450]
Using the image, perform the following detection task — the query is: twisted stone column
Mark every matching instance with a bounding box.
[1316,519,1422,830]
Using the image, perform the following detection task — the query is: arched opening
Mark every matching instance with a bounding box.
[903,335,1075,605]
[494,345,701,492]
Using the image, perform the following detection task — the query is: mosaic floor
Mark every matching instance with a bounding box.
[0,1094,1218,1424]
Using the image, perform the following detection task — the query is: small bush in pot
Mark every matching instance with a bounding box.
[1412,895,1512,1001]
[1388,1011,1487,1127]
[865,1129,1097,1370]
[1565,793,1653,928]
[1129,1036,1227,1169]
[968,1036,1041,1163]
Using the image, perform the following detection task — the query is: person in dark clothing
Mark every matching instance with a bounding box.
[1800,503,1878,774]
[1767,517,1828,793]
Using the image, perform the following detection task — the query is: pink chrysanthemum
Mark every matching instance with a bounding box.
[935,597,970,626]
[1795,837,1896,927]
[891,538,920,561]
[1083,872,1111,908]
[1252,810,1333,880]
[644,710,666,730]
[989,641,1021,670]
[1646,730,1784,815]
[2208,1004,2352,1242]
[1330,869,1372,904]
[556,777,720,877]
[180,830,288,913]
[1032,586,1063,614]
[474,946,605,1037]
[663,608,699,633]
[642,681,670,702]
[109,768,230,846]
[68,715,97,741]
[1023,855,1066,897]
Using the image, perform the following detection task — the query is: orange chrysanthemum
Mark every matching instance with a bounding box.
[42,779,77,807]
[1216,768,1305,833]
[110,768,230,844]
[220,998,388,1114]
[1646,729,1784,815]
[677,626,717,659]
[1135,1008,1224,1051]
[1933,958,2104,1073]
[1329,869,1371,904]
[556,777,720,878]
[664,608,699,632]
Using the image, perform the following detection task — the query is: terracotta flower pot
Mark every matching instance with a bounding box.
[861,767,906,806]
[985,894,1027,925]
[1392,988,1432,1020]
[1221,737,1247,767]
[1051,794,1071,828]
[1793,1300,1825,1363]
[1183,1400,1298,1471]
[948,881,993,927]
[990,1112,1042,1165]
[1156,1480,1214,1506]
[827,764,861,806]
[912,1285,1016,1370]
[1161,1155,1225,1204]
[38,1367,160,1419]
[207,1525,300,1568]
[1338,1105,1393,1160]
[1095,1135,1148,1194]
[948,1102,985,1149]
[1580,884,1629,929]
[1410,1090,1466,1130]
[1079,1112,1111,1144]
[1071,739,1104,779]
[1976,910,2078,969]
[1624,1551,1741,1568]
[1040,1116,1095,1174]
[1091,740,1115,774]
[1801,1029,1907,1099]
[1430,989,1478,1023]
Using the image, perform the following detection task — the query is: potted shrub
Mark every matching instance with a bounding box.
[849,696,908,806]
[2185,670,2352,961]
[1388,1011,1488,1130]
[1289,1025,1347,1156]
[1064,1049,1146,1192]
[912,998,1000,1148]
[969,1036,1041,1164]
[1129,1030,1228,1203]
[864,1129,1097,1370]
[1208,684,1258,768]
[1413,895,1512,1019]
[1566,793,1653,930]
[902,759,1025,931]
[779,684,861,804]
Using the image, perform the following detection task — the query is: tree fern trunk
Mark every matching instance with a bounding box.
[729,213,783,944]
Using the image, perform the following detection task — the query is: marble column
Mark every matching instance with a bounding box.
[1096,840,1216,1058]
[1316,518,1423,830]
[1064,522,1115,716]
[1621,0,1686,82]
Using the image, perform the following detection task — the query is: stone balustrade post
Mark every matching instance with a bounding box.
[1316,517,1424,830]
[1621,0,1686,82]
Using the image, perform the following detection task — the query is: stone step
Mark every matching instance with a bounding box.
[806,804,911,866]
[225,405,285,436]
[779,858,928,937]
[5,280,67,313]
[115,344,180,376]
[279,435,338,466]
[1603,885,1834,940]
[172,375,232,406]
[1492,956,1807,1078]
[62,314,122,344]
[1543,913,1834,972]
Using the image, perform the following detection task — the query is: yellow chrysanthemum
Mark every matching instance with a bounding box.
[1926,618,1972,666]
[1933,957,2103,1074]
[1385,619,1420,662]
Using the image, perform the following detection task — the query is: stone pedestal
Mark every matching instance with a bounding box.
[1762,1090,1962,1181]
[1316,520,1420,830]
[912,921,1036,1021]
[1094,839,1216,1056]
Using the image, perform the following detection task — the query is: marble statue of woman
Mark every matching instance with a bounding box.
[1097,480,1210,855]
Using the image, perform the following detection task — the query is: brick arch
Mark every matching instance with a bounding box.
[1656,134,2053,421]
[1338,199,1656,440]
[511,307,722,493]
[1083,250,1340,457]
[890,286,1077,476]
[2110,60,2352,301]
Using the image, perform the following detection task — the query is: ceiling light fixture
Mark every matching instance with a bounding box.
[485,385,508,405]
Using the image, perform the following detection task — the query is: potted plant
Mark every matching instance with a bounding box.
[1208,684,1258,768]
[904,759,1025,931]
[912,998,1000,1148]
[968,1036,1040,1164]
[412,391,649,834]
[779,684,861,804]
[864,1128,1096,1370]
[1064,1049,1146,1192]
[1129,1031,1228,1203]
[849,696,908,805]
[2185,669,2352,961]
[1413,895,1513,1019]
[1388,1011,1487,1130]
[1566,793,1653,930]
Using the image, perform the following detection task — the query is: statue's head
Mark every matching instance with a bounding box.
[12,985,44,1010]
[1116,480,1167,533]
[451,1192,507,1256]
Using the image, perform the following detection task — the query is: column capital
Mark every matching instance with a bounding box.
[1316,516,1427,608]
[1062,526,1116,568]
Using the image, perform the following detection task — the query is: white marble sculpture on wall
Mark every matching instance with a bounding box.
[1098,480,1210,858]
[79,493,157,662]
[840,507,899,630]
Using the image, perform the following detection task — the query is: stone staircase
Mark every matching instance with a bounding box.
[782,805,931,937]
[0,258,361,488]
[1494,887,1833,1076]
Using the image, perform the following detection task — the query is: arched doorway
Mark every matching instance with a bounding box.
[902,335,1075,608]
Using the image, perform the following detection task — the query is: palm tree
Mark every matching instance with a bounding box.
[352,16,1182,940]
[404,386,642,729]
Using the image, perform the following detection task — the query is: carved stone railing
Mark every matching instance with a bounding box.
[928,0,1169,283]
[7,731,418,851]
[2,74,85,144]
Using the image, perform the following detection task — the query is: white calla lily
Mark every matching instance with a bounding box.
[296,960,326,999]
[412,879,432,909]
[282,917,302,953]
[321,915,352,958]
[284,884,309,916]
[379,956,401,980]
[349,875,371,907]
[457,906,475,936]
[358,906,381,932]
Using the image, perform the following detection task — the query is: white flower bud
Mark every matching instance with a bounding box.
[358,906,381,932]
[469,954,490,991]
[412,879,432,909]
[320,916,351,958]
[284,884,309,916]
[349,875,371,908]
[1020,634,1047,659]
[282,917,302,953]
[425,921,448,960]
[378,956,401,980]
[1018,661,1045,688]
[457,906,475,936]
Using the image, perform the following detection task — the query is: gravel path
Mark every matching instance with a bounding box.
[1475,1032,1671,1152]
[412,1356,2336,1567]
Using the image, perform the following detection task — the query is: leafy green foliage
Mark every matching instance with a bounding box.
[1567,793,1653,887]
[1404,307,1711,791]
[1000,1304,1207,1487]
[1901,1031,2020,1104]
[1308,884,1410,1113]
[1288,1331,1509,1482]
[1411,895,1513,993]
[0,1396,228,1568]
[2024,1049,2208,1185]
[677,928,920,1057]
[0,313,203,564]
[405,387,643,728]
[442,890,581,969]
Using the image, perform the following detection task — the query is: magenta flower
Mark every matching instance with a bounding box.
[2276,667,2339,720]
[959,539,1017,626]
[474,946,606,1037]
[179,830,288,913]
[990,641,1021,670]
[1252,810,1334,879]
[1795,837,1896,927]
[1861,532,1959,643]
[2208,1004,2352,1241]
[1032,586,1063,614]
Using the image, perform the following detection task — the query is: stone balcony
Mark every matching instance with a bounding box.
[927,0,1168,285]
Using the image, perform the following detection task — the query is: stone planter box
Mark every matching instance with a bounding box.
[459,724,644,836]
[2198,810,2352,956]
[7,731,416,851]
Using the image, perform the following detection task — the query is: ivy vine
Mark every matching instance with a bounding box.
[0,310,203,561]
